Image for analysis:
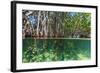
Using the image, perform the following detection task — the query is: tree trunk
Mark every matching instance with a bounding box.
[37,11,41,37]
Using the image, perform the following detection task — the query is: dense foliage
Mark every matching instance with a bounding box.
[22,10,91,38]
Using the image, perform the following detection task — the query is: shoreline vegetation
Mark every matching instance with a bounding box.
[23,37,91,40]
[22,10,91,39]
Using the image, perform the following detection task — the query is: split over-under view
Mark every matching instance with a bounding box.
[22,10,91,63]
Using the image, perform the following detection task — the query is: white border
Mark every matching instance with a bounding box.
[16,4,96,70]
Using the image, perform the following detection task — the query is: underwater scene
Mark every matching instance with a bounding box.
[22,38,91,63]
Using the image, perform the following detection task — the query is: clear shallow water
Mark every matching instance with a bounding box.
[22,38,91,63]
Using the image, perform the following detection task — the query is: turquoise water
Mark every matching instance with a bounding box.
[22,38,91,63]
